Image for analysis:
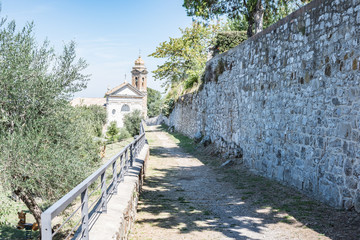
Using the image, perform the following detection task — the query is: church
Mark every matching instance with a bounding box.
[105,56,148,128]
[71,56,148,129]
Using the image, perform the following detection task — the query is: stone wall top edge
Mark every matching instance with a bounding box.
[176,0,327,102]
[208,0,326,64]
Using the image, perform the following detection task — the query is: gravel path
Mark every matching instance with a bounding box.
[129,125,358,240]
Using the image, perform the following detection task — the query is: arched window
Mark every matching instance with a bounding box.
[135,77,138,87]
[121,104,130,112]
[112,109,116,115]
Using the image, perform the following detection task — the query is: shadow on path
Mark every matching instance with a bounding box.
[133,125,360,240]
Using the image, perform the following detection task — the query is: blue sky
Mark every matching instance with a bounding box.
[1,0,193,97]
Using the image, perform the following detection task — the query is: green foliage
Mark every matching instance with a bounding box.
[184,72,200,89]
[147,87,163,118]
[149,21,219,90]
[0,17,99,225]
[124,110,143,136]
[150,22,220,107]
[106,121,119,143]
[162,98,175,117]
[118,128,131,141]
[213,31,247,55]
[214,58,226,82]
[0,191,20,226]
[1,106,101,201]
[183,0,312,37]
[76,105,106,137]
[223,16,249,32]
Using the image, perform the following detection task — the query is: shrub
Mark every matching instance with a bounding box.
[106,121,119,143]
[212,31,247,55]
[118,128,131,141]
[184,73,200,90]
[123,110,143,136]
[162,98,175,117]
[76,105,106,137]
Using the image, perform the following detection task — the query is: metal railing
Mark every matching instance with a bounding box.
[41,126,146,240]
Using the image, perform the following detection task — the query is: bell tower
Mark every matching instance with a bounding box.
[131,56,148,93]
[131,56,148,118]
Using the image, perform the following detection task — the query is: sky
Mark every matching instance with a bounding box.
[0,0,193,97]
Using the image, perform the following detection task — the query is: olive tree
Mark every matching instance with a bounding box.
[0,18,100,232]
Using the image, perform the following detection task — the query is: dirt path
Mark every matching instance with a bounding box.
[129,125,360,240]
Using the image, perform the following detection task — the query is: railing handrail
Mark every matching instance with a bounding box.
[42,132,145,219]
[41,123,146,240]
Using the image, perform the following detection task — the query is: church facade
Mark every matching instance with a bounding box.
[105,56,148,128]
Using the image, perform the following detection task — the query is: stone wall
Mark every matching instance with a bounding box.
[168,0,360,211]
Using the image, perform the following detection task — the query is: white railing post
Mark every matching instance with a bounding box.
[139,122,143,134]
[119,155,124,182]
[125,149,129,173]
[41,212,52,240]
[130,143,134,167]
[80,188,89,240]
[101,172,107,213]
[112,160,118,194]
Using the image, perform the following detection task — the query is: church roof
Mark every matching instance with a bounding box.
[105,82,144,97]
[70,98,106,107]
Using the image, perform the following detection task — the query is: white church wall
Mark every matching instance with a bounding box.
[107,98,143,128]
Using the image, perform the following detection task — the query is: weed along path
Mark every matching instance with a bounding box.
[129,125,360,240]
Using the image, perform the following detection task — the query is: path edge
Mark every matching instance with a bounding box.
[90,143,149,240]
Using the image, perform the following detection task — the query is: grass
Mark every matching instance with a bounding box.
[0,225,40,240]
[177,197,190,204]
[203,211,211,216]
[0,186,40,240]
[103,137,134,162]
[159,124,197,154]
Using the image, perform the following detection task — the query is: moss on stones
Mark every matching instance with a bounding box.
[214,59,226,83]
[325,64,331,77]
[352,58,358,71]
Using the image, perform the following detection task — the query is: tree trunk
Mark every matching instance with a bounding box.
[247,17,254,38]
[14,188,42,236]
[254,0,264,34]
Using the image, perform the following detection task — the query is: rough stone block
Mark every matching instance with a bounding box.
[355,191,360,212]
[336,123,352,138]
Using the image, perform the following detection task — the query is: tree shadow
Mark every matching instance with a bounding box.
[136,125,360,240]
[0,225,40,240]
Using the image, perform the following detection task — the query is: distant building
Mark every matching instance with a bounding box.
[70,97,106,107]
[105,56,148,128]
[70,56,148,129]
